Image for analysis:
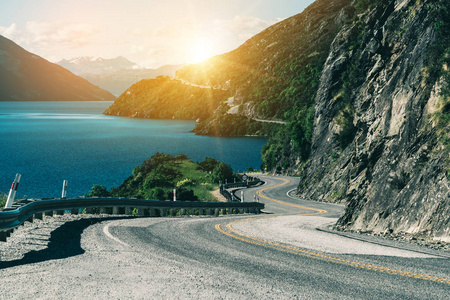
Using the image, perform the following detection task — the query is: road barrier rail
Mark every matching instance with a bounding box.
[0,196,264,241]
[220,178,264,202]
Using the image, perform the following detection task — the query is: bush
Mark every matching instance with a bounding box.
[144,187,166,200]
[96,153,236,202]
[85,185,110,197]
[0,193,7,207]
[168,188,198,201]
[211,162,234,183]
[197,157,220,172]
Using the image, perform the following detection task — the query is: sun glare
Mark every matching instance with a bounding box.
[189,40,214,64]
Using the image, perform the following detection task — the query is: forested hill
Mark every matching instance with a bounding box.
[105,0,450,243]
[104,76,228,122]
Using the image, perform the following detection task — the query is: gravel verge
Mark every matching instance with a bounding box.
[0,214,130,263]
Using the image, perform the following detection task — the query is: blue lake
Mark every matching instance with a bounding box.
[0,101,267,198]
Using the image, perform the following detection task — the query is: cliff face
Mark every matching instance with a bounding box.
[0,35,115,101]
[296,0,450,241]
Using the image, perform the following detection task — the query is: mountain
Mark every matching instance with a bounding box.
[0,35,115,101]
[104,0,450,243]
[57,56,138,75]
[81,64,183,96]
[58,56,183,96]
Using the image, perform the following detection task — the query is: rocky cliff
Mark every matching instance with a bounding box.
[0,35,115,101]
[296,0,450,242]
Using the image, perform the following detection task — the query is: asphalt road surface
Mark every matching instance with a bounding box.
[0,175,448,299]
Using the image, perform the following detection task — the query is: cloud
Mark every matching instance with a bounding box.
[0,23,18,39]
[130,44,145,55]
[130,21,201,39]
[24,22,99,48]
[130,45,169,60]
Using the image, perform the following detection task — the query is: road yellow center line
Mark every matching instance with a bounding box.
[256,178,327,214]
[216,177,450,284]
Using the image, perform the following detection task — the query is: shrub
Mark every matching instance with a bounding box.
[0,193,7,207]
[85,185,110,197]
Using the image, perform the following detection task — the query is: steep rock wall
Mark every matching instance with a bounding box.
[297,0,449,241]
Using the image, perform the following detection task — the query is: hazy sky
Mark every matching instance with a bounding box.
[0,0,315,68]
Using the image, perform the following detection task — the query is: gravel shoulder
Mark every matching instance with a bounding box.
[232,214,447,258]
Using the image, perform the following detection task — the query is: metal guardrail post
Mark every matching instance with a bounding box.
[125,207,132,215]
[61,180,68,198]
[26,214,34,223]
[0,231,7,242]
[160,208,167,217]
[5,174,21,209]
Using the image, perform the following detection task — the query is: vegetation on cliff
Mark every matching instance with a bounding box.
[426,0,450,175]
[86,153,237,201]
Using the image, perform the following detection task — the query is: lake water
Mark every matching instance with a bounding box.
[0,101,267,198]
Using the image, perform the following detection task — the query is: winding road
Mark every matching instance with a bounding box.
[1,175,449,299]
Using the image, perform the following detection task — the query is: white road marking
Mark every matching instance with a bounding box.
[103,223,129,247]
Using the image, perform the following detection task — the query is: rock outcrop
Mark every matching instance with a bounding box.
[296,0,449,242]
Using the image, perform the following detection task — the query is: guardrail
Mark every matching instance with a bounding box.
[220,178,264,202]
[0,196,264,242]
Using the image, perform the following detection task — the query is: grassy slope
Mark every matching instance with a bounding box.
[99,154,235,202]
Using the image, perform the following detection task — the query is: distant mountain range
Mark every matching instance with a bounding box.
[58,56,183,96]
[0,35,115,101]
[58,56,139,75]
[80,65,184,96]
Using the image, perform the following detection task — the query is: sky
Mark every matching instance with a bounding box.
[0,0,315,68]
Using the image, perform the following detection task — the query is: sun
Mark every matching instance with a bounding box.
[188,40,215,64]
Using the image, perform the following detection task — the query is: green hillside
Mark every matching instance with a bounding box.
[86,153,237,202]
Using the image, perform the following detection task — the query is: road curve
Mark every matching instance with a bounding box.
[0,175,448,299]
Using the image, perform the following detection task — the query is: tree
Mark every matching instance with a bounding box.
[211,162,234,183]
[145,187,166,200]
[86,184,110,197]
[197,157,220,172]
